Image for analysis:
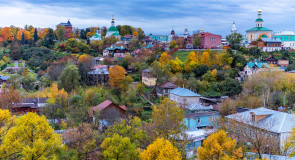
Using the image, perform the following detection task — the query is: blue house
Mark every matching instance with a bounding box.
[184,103,220,158]
[149,34,169,43]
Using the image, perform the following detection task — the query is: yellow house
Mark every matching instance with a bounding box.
[142,68,157,87]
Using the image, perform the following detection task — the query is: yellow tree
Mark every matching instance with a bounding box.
[0,109,15,142]
[184,51,198,72]
[139,138,182,160]
[201,51,211,66]
[47,83,68,106]
[78,54,91,64]
[197,130,243,160]
[0,112,63,159]
[132,31,139,37]
[16,29,32,41]
[108,65,126,88]
[159,52,170,68]
[170,57,183,73]
[212,69,217,81]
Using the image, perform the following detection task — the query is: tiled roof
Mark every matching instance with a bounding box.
[90,100,126,115]
[185,103,213,111]
[226,107,295,133]
[160,81,178,89]
[170,88,200,97]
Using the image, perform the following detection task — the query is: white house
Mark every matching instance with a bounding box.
[168,87,201,107]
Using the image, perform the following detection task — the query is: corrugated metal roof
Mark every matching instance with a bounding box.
[261,38,282,43]
[170,88,201,97]
[226,107,295,133]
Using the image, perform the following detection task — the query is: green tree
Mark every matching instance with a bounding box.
[56,25,65,41]
[21,32,25,45]
[68,95,91,126]
[100,134,138,160]
[33,28,38,43]
[226,32,243,50]
[10,39,20,60]
[193,36,200,48]
[58,64,80,92]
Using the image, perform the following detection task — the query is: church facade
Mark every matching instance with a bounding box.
[246,9,272,42]
[106,17,121,39]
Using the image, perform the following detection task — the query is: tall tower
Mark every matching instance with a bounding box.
[111,15,115,27]
[256,9,263,27]
[231,21,237,33]
[184,26,189,38]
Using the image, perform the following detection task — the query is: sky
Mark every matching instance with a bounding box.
[0,0,294,37]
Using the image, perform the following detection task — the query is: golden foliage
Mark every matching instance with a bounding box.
[16,29,32,41]
[139,138,182,160]
[108,65,126,88]
[197,130,243,160]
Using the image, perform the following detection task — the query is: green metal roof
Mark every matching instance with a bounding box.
[261,34,268,38]
[108,26,119,32]
[91,34,101,38]
[246,27,272,32]
[256,18,263,22]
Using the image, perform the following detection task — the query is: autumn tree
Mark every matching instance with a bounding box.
[170,57,183,73]
[170,40,177,49]
[108,65,126,89]
[100,134,138,160]
[0,109,15,143]
[0,112,63,159]
[197,130,243,160]
[118,75,134,92]
[200,50,210,66]
[158,52,171,68]
[16,29,32,41]
[150,61,171,88]
[149,98,187,155]
[184,51,198,72]
[139,138,182,160]
[0,87,21,111]
[1,27,14,42]
[63,123,98,159]
[56,25,66,41]
[58,64,80,92]
[105,116,148,148]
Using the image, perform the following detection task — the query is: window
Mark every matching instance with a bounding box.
[251,114,256,122]
[197,117,201,124]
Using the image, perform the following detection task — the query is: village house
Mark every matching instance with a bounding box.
[12,97,48,115]
[58,20,73,39]
[250,37,282,52]
[142,68,156,87]
[184,103,220,158]
[122,35,137,41]
[156,81,178,97]
[197,31,222,49]
[226,107,295,152]
[239,60,269,79]
[105,45,129,58]
[89,100,126,128]
[168,87,201,107]
[87,65,110,86]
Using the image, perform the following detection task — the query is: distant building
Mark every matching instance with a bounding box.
[246,9,272,42]
[0,75,9,85]
[105,45,129,58]
[272,31,295,49]
[89,100,126,128]
[149,34,169,43]
[89,28,102,41]
[156,81,178,97]
[278,59,289,67]
[266,56,278,65]
[239,60,269,78]
[226,107,295,151]
[122,35,137,41]
[251,37,282,52]
[168,87,201,107]
[3,61,25,74]
[87,65,110,86]
[142,68,156,87]
[106,17,121,39]
[59,20,73,39]
[197,32,221,49]
[231,21,237,33]
[12,97,48,115]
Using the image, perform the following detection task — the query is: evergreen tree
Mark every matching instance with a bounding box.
[42,28,55,48]
[21,32,25,45]
[10,40,21,60]
[80,29,86,39]
[34,28,38,42]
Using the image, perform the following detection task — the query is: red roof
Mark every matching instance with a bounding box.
[160,81,178,89]
[90,100,126,116]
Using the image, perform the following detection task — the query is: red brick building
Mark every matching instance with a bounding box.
[198,32,221,49]
[59,20,73,39]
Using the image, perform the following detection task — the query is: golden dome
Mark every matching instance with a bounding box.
[201,29,204,32]
[112,18,114,20]
[258,9,262,13]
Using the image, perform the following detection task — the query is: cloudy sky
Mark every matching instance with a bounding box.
[0,0,294,37]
